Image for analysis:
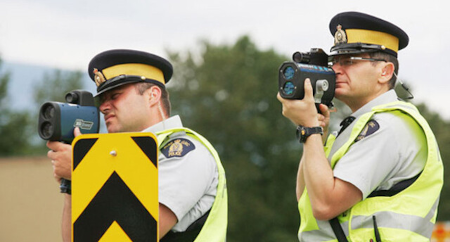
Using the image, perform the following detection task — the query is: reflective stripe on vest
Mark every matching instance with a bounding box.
[298,101,443,241]
[351,198,439,238]
[157,128,228,242]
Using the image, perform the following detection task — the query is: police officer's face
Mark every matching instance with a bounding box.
[331,54,384,108]
[98,84,152,133]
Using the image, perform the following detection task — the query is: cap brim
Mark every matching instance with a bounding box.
[330,43,397,57]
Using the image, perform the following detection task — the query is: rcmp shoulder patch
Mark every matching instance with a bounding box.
[161,138,196,158]
[355,120,380,142]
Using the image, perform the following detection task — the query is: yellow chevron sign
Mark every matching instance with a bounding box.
[71,132,158,241]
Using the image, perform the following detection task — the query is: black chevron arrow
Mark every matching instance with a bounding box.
[132,136,158,168]
[74,172,157,242]
[73,138,98,171]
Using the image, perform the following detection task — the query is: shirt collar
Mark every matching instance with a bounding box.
[352,90,399,118]
[142,115,183,134]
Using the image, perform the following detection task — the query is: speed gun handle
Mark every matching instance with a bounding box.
[60,179,72,194]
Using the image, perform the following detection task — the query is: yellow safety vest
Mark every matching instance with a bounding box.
[157,127,228,242]
[298,101,443,241]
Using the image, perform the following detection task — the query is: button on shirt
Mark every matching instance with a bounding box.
[143,115,218,232]
[328,90,427,199]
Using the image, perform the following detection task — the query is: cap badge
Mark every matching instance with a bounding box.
[334,24,347,45]
[93,68,106,87]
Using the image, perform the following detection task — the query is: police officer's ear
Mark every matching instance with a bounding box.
[379,62,395,85]
[147,86,162,105]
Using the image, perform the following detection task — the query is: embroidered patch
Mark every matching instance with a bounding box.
[355,120,380,142]
[161,138,195,158]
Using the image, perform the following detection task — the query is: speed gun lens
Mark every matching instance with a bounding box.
[43,105,55,119]
[283,81,295,95]
[41,122,53,138]
[283,66,295,80]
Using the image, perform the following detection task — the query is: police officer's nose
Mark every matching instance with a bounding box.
[99,100,111,114]
[332,64,343,75]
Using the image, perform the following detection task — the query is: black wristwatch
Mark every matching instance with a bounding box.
[296,126,323,143]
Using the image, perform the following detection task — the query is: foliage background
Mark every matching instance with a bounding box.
[0,35,448,241]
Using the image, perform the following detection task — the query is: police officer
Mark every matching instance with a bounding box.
[47,49,227,241]
[277,12,443,241]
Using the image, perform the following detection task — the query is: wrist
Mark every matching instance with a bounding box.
[296,125,323,143]
[60,179,71,194]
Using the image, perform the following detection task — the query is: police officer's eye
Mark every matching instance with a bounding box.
[340,59,353,66]
[111,92,121,100]
[330,57,352,66]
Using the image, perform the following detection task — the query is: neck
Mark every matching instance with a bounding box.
[148,103,168,130]
[340,87,390,113]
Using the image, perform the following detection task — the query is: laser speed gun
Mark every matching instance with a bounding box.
[38,90,100,194]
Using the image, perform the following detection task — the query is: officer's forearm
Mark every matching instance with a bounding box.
[62,194,72,242]
[302,134,335,219]
[302,134,362,220]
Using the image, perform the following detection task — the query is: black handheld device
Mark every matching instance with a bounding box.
[38,90,100,193]
[278,48,336,111]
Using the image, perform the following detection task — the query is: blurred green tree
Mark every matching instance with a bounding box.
[33,70,84,105]
[167,36,301,242]
[0,35,448,240]
[0,59,33,156]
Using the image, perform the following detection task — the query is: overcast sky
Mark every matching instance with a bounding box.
[1,0,449,118]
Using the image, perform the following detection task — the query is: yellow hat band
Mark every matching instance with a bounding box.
[102,63,165,84]
[346,29,399,53]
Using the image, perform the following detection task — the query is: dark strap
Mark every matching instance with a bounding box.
[368,172,421,198]
[160,210,210,242]
[337,116,356,136]
[329,217,348,242]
